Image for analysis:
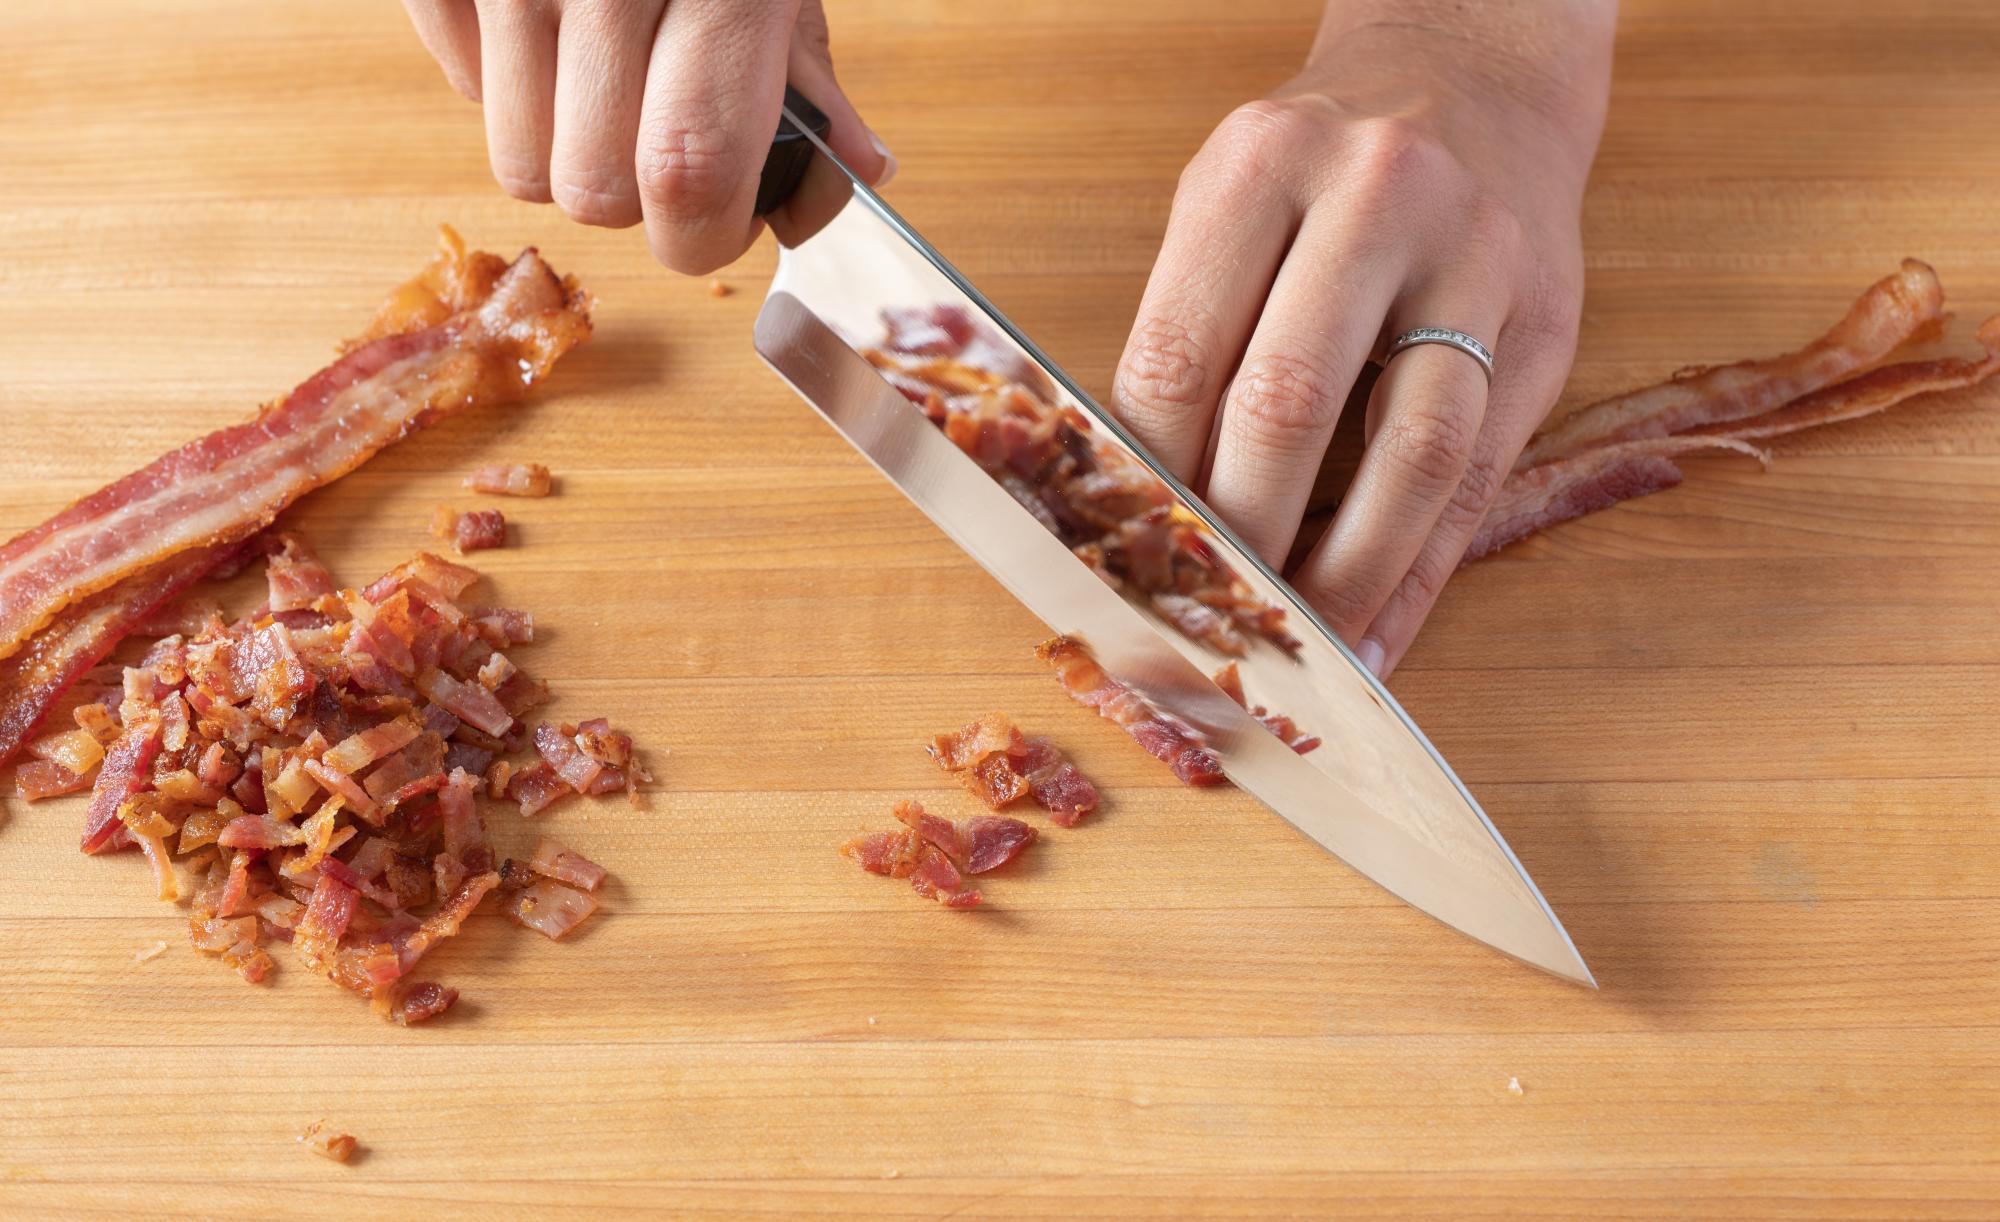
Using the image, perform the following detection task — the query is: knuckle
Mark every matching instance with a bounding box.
[1116,312,1219,421]
[552,164,640,227]
[636,119,737,222]
[1376,401,1478,498]
[1396,549,1452,615]
[490,155,553,203]
[1229,350,1344,446]
[1345,116,1450,207]
[1195,98,1318,193]
[1305,563,1389,632]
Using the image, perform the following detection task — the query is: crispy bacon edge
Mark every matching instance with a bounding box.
[1036,635,1225,787]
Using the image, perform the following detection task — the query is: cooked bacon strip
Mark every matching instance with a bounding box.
[432,506,507,553]
[1689,313,2000,443]
[928,712,1099,825]
[1211,663,1322,755]
[0,234,590,664]
[1465,437,1770,563]
[1519,260,1945,467]
[0,544,233,768]
[892,799,1034,874]
[465,462,553,497]
[1036,635,1225,786]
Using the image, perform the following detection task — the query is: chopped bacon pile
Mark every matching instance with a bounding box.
[864,307,1295,656]
[1212,663,1321,755]
[465,462,553,497]
[16,536,633,1021]
[1037,635,1225,786]
[841,800,1035,909]
[928,712,1100,826]
[0,228,592,773]
[1471,263,2000,560]
[510,718,652,815]
[432,506,508,553]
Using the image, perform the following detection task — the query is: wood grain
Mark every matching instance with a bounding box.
[2,0,1998,1217]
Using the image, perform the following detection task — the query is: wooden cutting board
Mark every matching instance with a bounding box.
[2,1,1997,1216]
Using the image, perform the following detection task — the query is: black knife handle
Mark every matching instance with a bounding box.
[756,86,832,216]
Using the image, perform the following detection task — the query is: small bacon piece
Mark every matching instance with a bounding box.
[502,877,600,939]
[293,873,359,976]
[505,760,572,816]
[533,722,603,792]
[27,726,106,777]
[1036,636,1225,786]
[1211,663,1321,755]
[81,713,163,854]
[1519,260,1947,467]
[264,532,337,613]
[0,544,232,768]
[842,818,985,908]
[0,242,589,669]
[841,828,925,877]
[416,668,513,737]
[393,981,460,1026]
[465,462,553,497]
[1465,437,1770,563]
[907,845,981,908]
[928,712,1099,825]
[16,759,90,800]
[892,800,1034,874]
[322,719,421,775]
[525,837,607,891]
[299,1119,358,1164]
[432,506,507,554]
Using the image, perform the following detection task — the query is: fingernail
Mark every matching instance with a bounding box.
[1354,637,1387,677]
[867,127,898,187]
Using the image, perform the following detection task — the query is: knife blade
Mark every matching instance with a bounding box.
[751,95,1593,987]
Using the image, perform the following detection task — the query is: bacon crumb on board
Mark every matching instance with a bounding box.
[432,506,508,553]
[928,712,1099,826]
[16,534,653,1022]
[299,1120,358,1164]
[841,800,1035,909]
[134,940,167,964]
[1036,635,1225,786]
[706,277,732,298]
[465,462,553,497]
[0,227,592,771]
[1211,663,1321,755]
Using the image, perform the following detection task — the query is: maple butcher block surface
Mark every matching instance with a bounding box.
[2,1,1998,1218]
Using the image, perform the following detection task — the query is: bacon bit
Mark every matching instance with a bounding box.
[485,756,513,800]
[299,1119,358,1164]
[501,876,599,939]
[82,713,163,853]
[416,668,513,738]
[928,712,1099,826]
[0,235,590,694]
[706,277,732,298]
[264,533,337,613]
[323,719,421,774]
[533,722,603,792]
[465,462,553,498]
[505,759,571,816]
[892,800,1035,874]
[394,980,460,1025]
[1036,636,1225,787]
[134,940,168,964]
[524,837,607,892]
[15,758,89,800]
[1211,663,1321,755]
[842,813,987,909]
[1519,260,1947,466]
[432,506,508,554]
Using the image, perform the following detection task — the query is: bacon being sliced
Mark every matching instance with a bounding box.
[0,233,590,669]
[0,544,234,768]
[465,462,553,497]
[1211,663,1321,755]
[1036,635,1226,787]
[1518,260,1946,467]
[1465,437,1770,563]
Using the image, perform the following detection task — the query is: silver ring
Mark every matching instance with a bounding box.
[1385,327,1494,383]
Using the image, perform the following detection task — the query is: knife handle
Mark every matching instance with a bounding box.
[756,86,832,216]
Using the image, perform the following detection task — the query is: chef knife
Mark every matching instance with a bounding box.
[751,90,1593,987]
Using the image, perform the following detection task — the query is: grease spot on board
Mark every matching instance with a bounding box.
[1754,842,1818,908]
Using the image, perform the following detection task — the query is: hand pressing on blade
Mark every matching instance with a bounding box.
[400,0,893,274]
[1111,0,1616,678]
